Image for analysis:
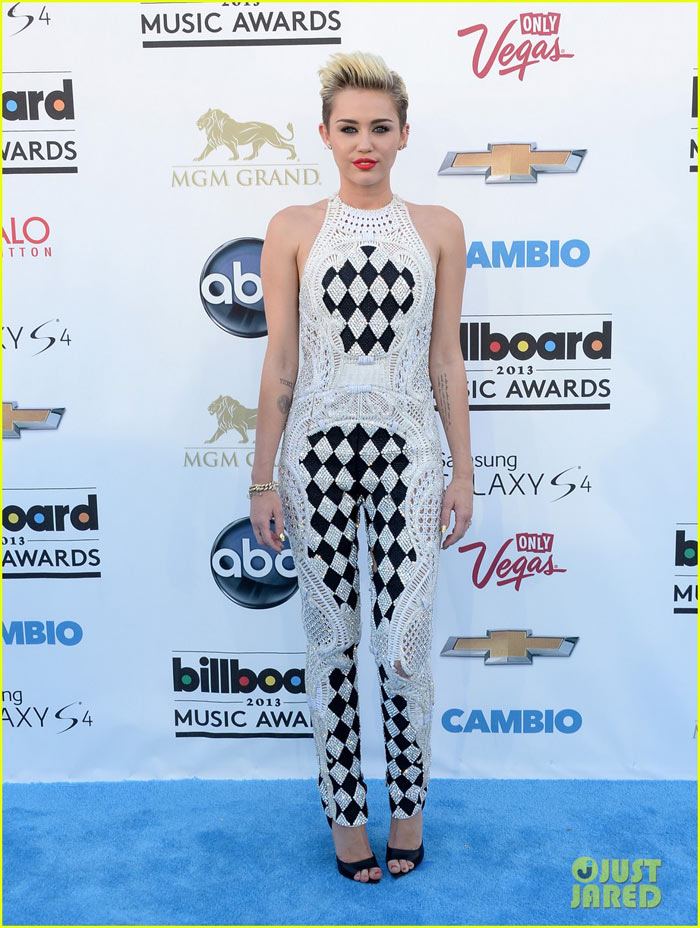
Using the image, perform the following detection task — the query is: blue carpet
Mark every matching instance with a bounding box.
[3,777,696,926]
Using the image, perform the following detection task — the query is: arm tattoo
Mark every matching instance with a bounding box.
[436,371,452,428]
[277,377,295,418]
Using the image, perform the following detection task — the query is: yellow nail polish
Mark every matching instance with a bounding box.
[279,532,285,540]
[441,525,447,533]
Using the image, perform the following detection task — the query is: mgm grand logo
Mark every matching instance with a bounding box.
[184,394,258,469]
[172,107,320,190]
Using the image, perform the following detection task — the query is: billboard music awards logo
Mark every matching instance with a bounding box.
[172,106,321,191]
[141,3,341,48]
[172,651,311,739]
[210,518,297,607]
[3,215,53,258]
[674,524,697,614]
[200,239,266,336]
[2,489,101,579]
[457,10,575,80]
[458,317,612,411]
[2,74,78,174]
[184,394,258,470]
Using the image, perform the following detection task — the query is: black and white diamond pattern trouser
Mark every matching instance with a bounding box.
[280,420,442,827]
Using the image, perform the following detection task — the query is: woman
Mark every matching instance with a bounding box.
[250,50,473,883]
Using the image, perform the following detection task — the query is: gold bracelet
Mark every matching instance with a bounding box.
[248,480,279,499]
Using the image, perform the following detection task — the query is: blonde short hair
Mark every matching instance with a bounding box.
[318,50,408,131]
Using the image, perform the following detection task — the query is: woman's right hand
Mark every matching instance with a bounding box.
[250,489,286,553]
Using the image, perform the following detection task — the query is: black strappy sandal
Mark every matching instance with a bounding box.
[326,813,381,882]
[336,851,382,882]
[385,840,425,878]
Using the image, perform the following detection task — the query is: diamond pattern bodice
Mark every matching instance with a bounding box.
[320,243,416,355]
[293,191,437,405]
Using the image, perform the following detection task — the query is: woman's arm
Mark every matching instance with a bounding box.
[428,207,474,547]
[250,208,300,550]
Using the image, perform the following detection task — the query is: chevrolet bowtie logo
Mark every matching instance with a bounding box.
[441,629,578,664]
[3,401,65,439]
[438,142,586,182]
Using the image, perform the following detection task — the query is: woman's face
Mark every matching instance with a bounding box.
[320,87,407,188]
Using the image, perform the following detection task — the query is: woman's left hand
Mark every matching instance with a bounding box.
[440,475,473,550]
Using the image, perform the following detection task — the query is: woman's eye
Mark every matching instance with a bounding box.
[340,126,390,133]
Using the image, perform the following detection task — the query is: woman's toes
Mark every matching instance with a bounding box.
[387,856,416,874]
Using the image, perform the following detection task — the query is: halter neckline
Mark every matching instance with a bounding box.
[332,191,399,213]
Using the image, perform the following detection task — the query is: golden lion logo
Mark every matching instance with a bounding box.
[194,108,297,161]
[205,395,258,444]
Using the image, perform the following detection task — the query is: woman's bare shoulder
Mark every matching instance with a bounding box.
[266,199,330,276]
[402,200,463,270]
[403,198,463,229]
[270,197,329,228]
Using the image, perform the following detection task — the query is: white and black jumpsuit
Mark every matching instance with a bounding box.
[278,191,444,827]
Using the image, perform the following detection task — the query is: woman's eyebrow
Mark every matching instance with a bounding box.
[334,117,395,124]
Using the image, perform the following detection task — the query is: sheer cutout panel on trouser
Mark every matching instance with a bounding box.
[278,420,441,826]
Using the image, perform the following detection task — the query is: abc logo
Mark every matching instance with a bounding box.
[210,517,297,608]
[200,238,266,337]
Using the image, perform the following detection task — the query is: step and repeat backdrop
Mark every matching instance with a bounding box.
[2,2,697,783]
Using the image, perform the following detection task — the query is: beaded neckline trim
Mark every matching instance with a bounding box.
[331,191,399,214]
